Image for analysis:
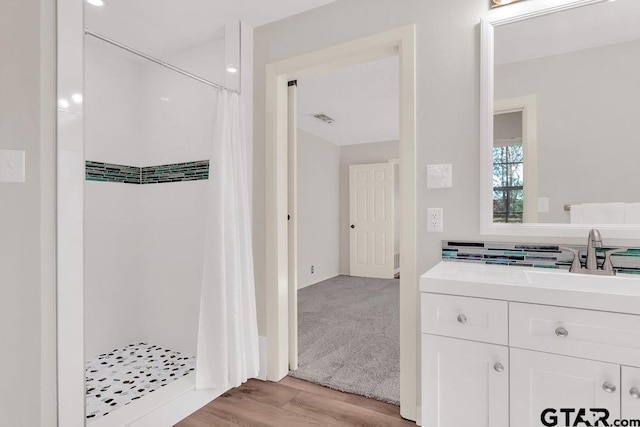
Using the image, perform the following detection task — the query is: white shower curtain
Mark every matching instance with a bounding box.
[196,90,259,390]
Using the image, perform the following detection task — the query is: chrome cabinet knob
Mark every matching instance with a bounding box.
[457,314,467,324]
[555,327,569,338]
[494,362,504,373]
[603,382,617,393]
[630,388,640,399]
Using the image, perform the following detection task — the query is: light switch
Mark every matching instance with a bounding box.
[427,164,452,189]
[0,150,26,183]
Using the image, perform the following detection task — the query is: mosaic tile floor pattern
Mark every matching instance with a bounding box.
[85,343,196,420]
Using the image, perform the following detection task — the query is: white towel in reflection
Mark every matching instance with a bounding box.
[625,203,640,224]
[570,202,625,224]
[569,205,584,224]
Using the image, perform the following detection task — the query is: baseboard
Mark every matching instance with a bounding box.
[298,273,340,289]
[257,336,267,380]
[129,383,226,427]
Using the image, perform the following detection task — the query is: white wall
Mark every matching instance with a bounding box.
[297,130,340,288]
[84,39,147,357]
[84,37,220,356]
[0,1,48,425]
[495,39,640,223]
[85,28,254,359]
[136,40,222,356]
[338,140,399,274]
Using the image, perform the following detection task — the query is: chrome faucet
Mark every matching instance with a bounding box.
[563,229,622,276]
[585,229,603,271]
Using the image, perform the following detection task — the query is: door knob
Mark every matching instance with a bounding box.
[602,382,617,393]
[351,225,355,229]
[555,327,569,338]
[494,362,504,373]
[630,388,640,399]
[457,314,467,324]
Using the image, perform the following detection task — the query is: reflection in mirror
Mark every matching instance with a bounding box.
[492,0,640,225]
[493,111,524,223]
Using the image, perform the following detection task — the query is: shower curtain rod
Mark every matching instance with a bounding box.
[84,28,239,94]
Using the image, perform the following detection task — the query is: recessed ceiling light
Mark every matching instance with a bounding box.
[72,93,83,104]
[86,0,104,6]
[58,99,70,109]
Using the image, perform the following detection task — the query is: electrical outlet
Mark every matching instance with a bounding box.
[311,265,314,274]
[427,208,444,232]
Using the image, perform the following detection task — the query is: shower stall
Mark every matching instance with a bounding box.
[56,1,254,424]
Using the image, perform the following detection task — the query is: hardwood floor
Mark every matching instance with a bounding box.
[175,376,416,426]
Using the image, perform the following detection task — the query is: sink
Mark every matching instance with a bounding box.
[422,261,640,315]
[524,269,640,294]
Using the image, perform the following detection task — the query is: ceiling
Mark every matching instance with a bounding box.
[495,0,640,65]
[84,0,338,58]
[297,56,400,146]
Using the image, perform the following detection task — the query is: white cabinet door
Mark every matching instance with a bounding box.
[422,334,509,427]
[622,366,640,419]
[510,348,620,427]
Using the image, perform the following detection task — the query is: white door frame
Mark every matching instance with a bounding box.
[264,25,418,421]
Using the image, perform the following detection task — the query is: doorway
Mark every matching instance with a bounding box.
[264,25,418,421]
[288,57,401,404]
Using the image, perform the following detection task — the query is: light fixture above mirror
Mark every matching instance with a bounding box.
[491,0,526,8]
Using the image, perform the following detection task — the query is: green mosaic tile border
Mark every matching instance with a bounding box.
[86,160,209,185]
[142,161,209,184]
[86,161,140,184]
[441,240,640,274]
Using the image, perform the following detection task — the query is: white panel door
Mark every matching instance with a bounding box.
[510,348,620,427]
[349,163,394,279]
[422,334,509,427]
[622,366,640,419]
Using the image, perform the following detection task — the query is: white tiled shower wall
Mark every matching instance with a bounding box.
[84,34,226,358]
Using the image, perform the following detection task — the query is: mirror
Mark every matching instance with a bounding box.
[482,0,640,236]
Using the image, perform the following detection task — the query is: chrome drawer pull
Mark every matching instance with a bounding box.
[603,382,617,393]
[630,388,640,399]
[494,362,504,373]
[457,314,467,324]
[555,327,569,338]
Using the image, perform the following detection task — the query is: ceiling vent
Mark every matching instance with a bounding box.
[312,113,335,124]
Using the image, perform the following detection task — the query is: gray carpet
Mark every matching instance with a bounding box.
[289,275,400,405]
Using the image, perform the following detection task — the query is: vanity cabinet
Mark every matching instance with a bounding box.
[422,334,509,427]
[420,266,640,427]
[510,349,620,426]
[622,367,640,419]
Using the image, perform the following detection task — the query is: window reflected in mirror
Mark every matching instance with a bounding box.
[493,110,524,223]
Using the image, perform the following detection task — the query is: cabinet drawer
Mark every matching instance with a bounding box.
[422,293,508,345]
[510,302,640,366]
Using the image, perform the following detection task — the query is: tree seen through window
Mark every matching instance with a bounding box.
[493,144,524,223]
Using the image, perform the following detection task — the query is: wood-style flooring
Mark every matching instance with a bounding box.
[175,376,416,426]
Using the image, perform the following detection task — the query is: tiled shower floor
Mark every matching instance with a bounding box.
[85,343,196,420]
